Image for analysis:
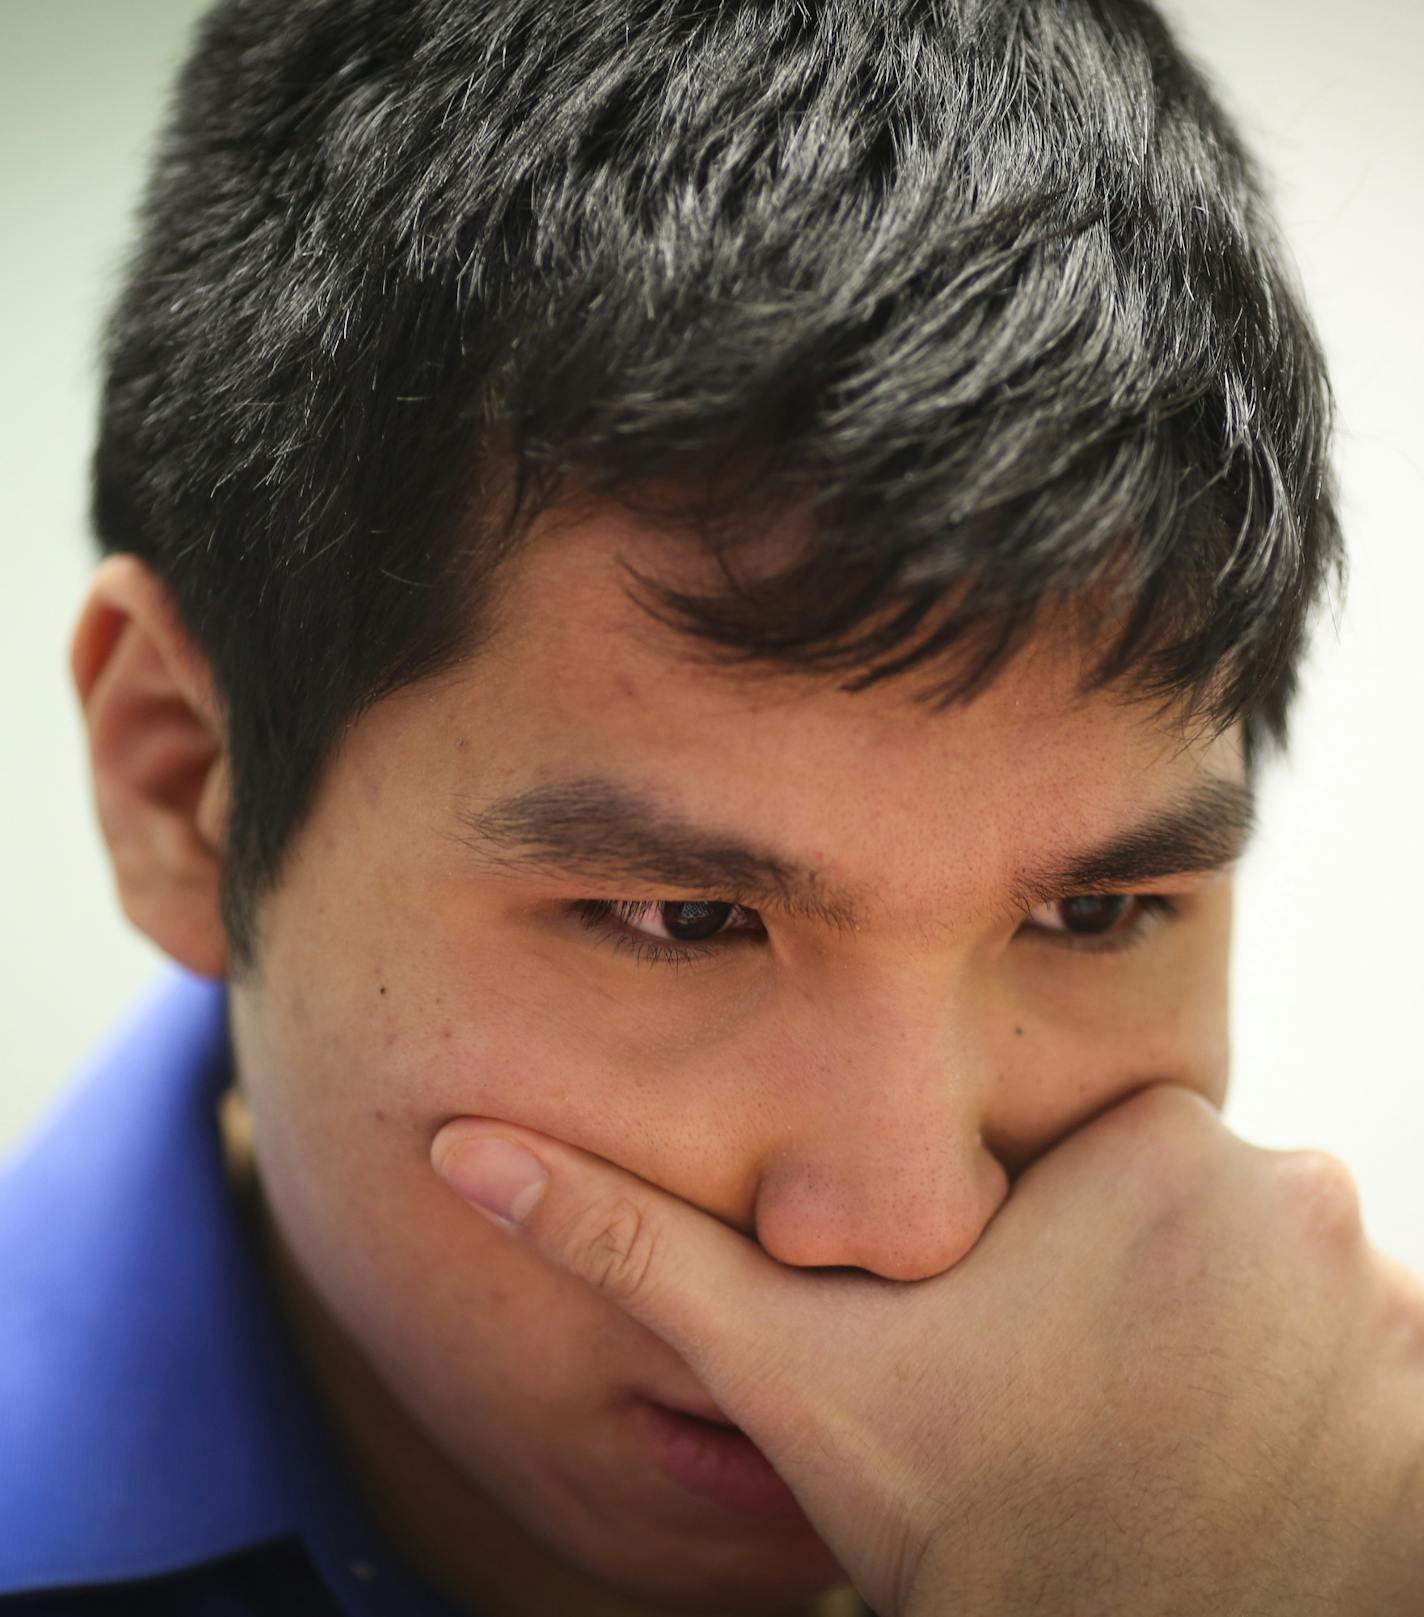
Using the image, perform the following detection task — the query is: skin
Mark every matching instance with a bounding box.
[74,508,1241,1617]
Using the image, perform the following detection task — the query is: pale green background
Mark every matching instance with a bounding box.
[3,1,1421,1274]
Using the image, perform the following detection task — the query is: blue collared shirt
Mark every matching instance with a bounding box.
[0,969,474,1615]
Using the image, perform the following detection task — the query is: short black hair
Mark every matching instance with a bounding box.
[93,0,1343,970]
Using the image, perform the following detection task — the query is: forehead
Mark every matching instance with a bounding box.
[430,505,1242,905]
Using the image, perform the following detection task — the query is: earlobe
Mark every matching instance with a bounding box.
[71,555,230,980]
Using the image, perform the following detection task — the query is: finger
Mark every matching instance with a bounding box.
[429,1117,823,1435]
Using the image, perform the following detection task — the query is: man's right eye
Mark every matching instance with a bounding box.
[569,898,766,966]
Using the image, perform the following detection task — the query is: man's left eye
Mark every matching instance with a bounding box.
[1022,894,1175,945]
[614,899,748,943]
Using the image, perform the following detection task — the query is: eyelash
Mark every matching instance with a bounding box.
[569,895,1179,970]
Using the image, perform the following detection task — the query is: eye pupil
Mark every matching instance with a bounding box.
[660,900,735,942]
[1059,895,1132,935]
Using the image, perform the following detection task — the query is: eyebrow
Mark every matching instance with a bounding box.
[1009,774,1256,910]
[455,777,863,928]
[453,772,1257,928]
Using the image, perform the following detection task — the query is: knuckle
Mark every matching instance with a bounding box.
[1377,1255,1424,1355]
[560,1194,660,1304]
[1271,1148,1363,1242]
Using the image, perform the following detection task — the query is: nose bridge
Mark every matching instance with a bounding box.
[749,988,1010,1283]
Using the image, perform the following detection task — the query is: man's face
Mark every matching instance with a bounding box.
[229,507,1243,1610]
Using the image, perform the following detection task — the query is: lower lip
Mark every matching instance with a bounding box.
[631,1400,811,1522]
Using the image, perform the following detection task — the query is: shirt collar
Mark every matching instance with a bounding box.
[0,968,466,1616]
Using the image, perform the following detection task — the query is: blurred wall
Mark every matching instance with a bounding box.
[2,0,1420,1272]
[2,2,203,1132]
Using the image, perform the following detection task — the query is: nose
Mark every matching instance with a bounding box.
[746,1014,1011,1283]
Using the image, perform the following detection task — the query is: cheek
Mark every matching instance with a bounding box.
[234,982,644,1428]
[989,898,1233,1163]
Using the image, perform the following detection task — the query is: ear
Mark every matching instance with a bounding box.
[71,555,230,979]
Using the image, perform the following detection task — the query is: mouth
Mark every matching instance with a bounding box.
[631,1396,809,1521]
[653,1395,741,1429]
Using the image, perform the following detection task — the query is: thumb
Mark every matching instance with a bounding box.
[429,1118,819,1432]
[431,1118,954,1615]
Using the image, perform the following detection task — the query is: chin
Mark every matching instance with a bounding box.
[552,1507,852,1613]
